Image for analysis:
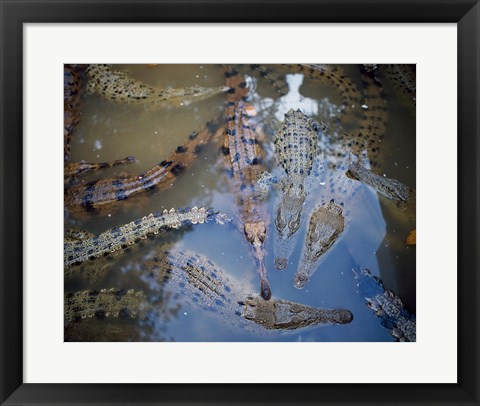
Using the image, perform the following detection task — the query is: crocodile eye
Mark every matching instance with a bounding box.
[309,230,320,243]
[289,220,300,233]
[275,209,286,230]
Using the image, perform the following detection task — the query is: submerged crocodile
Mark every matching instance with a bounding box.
[65,117,223,216]
[382,64,416,108]
[346,162,416,211]
[64,64,136,182]
[295,165,415,290]
[291,70,389,289]
[86,64,229,105]
[221,67,271,300]
[144,247,353,333]
[64,207,229,269]
[272,109,325,271]
[353,268,416,342]
[294,201,345,289]
[249,64,362,125]
[64,288,151,322]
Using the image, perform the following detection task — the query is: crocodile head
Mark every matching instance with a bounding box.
[346,163,412,207]
[293,202,345,289]
[242,296,353,330]
[274,182,306,270]
[244,221,271,300]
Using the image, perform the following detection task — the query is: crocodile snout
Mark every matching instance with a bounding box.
[260,279,272,300]
[333,309,354,324]
[274,258,287,271]
[293,271,309,289]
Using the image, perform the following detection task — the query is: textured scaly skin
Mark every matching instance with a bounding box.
[292,70,388,289]
[64,288,150,322]
[145,248,353,333]
[250,64,362,125]
[294,202,345,289]
[222,67,271,300]
[64,207,228,269]
[272,109,324,270]
[381,64,416,107]
[86,64,229,105]
[353,268,416,342]
[64,64,85,162]
[346,162,415,211]
[65,118,222,216]
[64,64,136,183]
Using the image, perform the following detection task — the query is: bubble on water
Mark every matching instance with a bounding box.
[94,140,102,150]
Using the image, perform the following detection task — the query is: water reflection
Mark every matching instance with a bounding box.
[64,64,415,342]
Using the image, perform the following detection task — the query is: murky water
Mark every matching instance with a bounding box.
[65,64,415,342]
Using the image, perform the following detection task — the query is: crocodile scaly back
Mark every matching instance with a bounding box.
[64,207,229,269]
[144,247,353,333]
[64,288,150,322]
[222,66,271,300]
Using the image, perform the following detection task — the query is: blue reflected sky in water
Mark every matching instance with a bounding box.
[65,64,415,342]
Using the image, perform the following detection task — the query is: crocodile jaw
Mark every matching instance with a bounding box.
[244,222,271,300]
[243,297,353,330]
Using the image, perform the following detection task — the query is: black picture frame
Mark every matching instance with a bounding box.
[1,1,478,405]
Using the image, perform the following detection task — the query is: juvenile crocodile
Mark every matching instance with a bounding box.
[381,64,416,107]
[86,64,229,105]
[64,65,137,182]
[250,64,362,125]
[294,201,345,289]
[145,247,353,333]
[353,268,416,342]
[346,162,415,211]
[64,207,229,269]
[64,288,151,322]
[221,67,271,300]
[65,117,223,216]
[64,64,84,162]
[291,70,389,289]
[272,109,325,271]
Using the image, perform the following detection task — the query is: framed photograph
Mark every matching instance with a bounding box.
[1,0,478,405]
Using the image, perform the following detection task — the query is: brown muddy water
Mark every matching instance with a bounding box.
[65,64,415,342]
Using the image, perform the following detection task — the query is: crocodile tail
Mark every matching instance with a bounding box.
[248,64,289,95]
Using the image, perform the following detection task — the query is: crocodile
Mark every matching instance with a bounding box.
[290,69,389,289]
[64,288,151,322]
[249,64,362,126]
[346,162,416,211]
[86,64,229,105]
[381,64,416,107]
[65,117,223,216]
[353,268,416,342]
[64,64,84,162]
[294,201,345,289]
[145,247,353,333]
[221,67,271,300]
[64,64,136,182]
[272,109,326,270]
[64,207,230,269]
